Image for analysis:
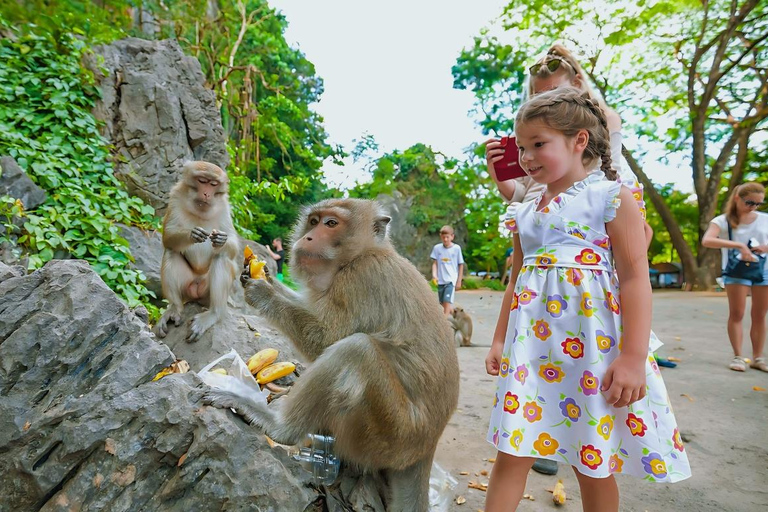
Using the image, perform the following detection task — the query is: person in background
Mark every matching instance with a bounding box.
[430,225,465,316]
[702,182,768,372]
[266,237,285,282]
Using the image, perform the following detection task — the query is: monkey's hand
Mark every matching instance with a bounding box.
[191,226,210,243]
[241,274,277,313]
[210,229,228,248]
[202,388,270,429]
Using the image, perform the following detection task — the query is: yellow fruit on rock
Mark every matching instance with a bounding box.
[211,368,228,376]
[256,362,296,384]
[247,348,279,375]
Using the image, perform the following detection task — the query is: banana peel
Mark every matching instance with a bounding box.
[152,359,190,381]
[552,479,566,506]
[243,246,267,280]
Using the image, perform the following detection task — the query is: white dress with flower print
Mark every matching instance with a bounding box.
[487,173,691,482]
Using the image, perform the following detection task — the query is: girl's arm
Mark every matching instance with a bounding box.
[603,187,650,407]
[485,233,523,375]
[702,222,756,261]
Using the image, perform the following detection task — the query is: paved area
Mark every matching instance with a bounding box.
[434,289,768,512]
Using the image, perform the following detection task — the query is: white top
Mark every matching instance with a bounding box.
[508,130,635,205]
[710,212,768,270]
[430,243,465,285]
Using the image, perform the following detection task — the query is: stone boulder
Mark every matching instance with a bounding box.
[377,192,469,277]
[85,38,229,213]
[0,156,47,210]
[0,260,384,511]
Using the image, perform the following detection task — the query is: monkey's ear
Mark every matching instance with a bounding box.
[373,216,391,239]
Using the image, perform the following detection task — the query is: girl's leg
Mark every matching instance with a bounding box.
[572,468,619,512]
[749,285,768,360]
[485,453,535,512]
[725,284,749,356]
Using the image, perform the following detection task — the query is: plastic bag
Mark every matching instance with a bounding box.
[198,349,269,404]
[429,462,458,511]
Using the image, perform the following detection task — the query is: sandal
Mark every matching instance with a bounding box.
[729,356,747,372]
[750,357,768,373]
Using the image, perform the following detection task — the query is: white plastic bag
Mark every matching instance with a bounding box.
[198,349,269,404]
[429,462,458,511]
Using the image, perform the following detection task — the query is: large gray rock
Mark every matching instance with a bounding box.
[0,260,384,511]
[0,156,47,210]
[119,224,164,300]
[85,38,229,213]
[378,192,469,277]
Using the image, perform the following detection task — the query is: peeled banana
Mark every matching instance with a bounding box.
[243,246,267,280]
[247,348,279,375]
[552,479,566,506]
[256,361,296,384]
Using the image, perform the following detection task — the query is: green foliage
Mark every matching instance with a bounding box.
[0,21,159,314]
[351,144,467,233]
[644,184,698,264]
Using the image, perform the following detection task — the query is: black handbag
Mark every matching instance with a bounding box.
[723,223,765,283]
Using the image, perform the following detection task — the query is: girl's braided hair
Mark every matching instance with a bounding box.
[515,87,617,181]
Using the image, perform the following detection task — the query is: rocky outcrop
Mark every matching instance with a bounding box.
[378,192,469,277]
[0,260,384,511]
[0,156,47,210]
[86,38,229,213]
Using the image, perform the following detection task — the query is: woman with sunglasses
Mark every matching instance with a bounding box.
[702,182,768,373]
[486,44,653,244]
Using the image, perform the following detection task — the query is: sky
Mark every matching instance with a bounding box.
[269,0,694,193]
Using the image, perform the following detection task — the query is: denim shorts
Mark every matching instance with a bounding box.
[437,283,455,304]
[723,260,768,287]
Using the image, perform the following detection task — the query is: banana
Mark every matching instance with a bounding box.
[247,348,279,375]
[256,361,296,384]
[552,479,566,506]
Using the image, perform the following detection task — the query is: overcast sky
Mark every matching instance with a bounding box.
[269,0,694,193]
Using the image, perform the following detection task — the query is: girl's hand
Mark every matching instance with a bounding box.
[485,341,504,376]
[484,138,505,172]
[739,244,758,261]
[601,354,647,407]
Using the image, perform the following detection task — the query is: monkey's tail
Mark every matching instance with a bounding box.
[385,455,433,512]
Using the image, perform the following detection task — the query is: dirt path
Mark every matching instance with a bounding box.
[434,289,768,512]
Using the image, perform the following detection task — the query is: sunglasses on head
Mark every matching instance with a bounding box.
[744,199,765,207]
[529,58,566,75]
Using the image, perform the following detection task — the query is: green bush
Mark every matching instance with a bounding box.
[0,21,159,314]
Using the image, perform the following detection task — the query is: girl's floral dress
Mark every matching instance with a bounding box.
[487,172,691,482]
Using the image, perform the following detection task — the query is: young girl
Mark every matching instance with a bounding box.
[486,44,653,244]
[484,87,691,511]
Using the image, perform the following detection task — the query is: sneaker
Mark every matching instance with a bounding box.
[750,357,768,373]
[531,458,558,475]
[729,356,747,372]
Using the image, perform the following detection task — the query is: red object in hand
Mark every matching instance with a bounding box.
[494,136,527,181]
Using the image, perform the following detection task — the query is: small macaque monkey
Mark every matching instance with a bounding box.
[450,305,473,347]
[155,161,240,342]
[203,198,460,511]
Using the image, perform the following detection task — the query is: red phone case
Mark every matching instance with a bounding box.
[494,136,526,181]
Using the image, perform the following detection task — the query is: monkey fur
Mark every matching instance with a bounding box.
[155,161,240,342]
[450,305,474,347]
[203,198,460,511]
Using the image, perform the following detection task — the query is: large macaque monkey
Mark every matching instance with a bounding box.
[156,161,240,341]
[203,198,460,511]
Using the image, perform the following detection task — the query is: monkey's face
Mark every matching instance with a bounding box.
[291,207,350,284]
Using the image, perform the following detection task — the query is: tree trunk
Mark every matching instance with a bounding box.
[622,145,705,289]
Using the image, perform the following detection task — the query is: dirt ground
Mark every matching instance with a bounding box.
[434,289,768,512]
